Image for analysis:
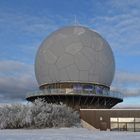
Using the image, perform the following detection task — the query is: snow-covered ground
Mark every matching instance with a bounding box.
[0,128,140,140]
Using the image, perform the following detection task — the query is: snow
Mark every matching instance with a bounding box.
[0,128,140,140]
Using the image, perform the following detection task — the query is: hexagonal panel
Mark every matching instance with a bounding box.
[81,47,97,64]
[91,33,104,51]
[49,64,59,82]
[66,64,79,81]
[59,68,70,82]
[56,53,74,69]
[65,42,83,55]
[43,50,57,64]
[79,71,89,82]
[79,30,92,48]
[74,52,91,71]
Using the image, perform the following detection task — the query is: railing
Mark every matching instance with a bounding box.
[26,89,123,100]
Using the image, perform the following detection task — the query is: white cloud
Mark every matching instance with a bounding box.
[111,71,140,97]
[0,11,64,103]
[0,11,70,37]
[0,60,38,102]
[111,86,140,97]
[108,0,140,10]
[114,71,140,85]
[0,60,32,73]
[90,10,140,56]
[114,102,140,108]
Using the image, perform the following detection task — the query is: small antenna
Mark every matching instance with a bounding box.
[74,15,78,25]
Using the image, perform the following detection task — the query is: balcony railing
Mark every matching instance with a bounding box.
[26,88,123,100]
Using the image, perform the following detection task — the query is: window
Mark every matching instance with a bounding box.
[110,117,140,132]
[118,118,134,123]
[135,123,140,132]
[110,118,118,122]
[135,118,140,122]
[119,123,127,131]
[127,123,134,132]
[83,85,93,91]
[111,123,119,131]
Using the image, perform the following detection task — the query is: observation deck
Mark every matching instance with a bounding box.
[26,83,123,109]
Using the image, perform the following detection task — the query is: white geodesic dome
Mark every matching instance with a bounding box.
[35,26,115,87]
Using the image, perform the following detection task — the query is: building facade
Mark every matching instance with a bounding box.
[80,109,140,132]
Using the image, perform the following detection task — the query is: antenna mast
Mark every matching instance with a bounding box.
[74,15,78,25]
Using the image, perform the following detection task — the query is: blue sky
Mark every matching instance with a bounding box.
[0,0,140,107]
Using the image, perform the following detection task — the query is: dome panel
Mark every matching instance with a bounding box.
[73,27,85,35]
[49,42,65,58]
[81,47,97,64]
[79,71,89,82]
[43,50,57,64]
[59,68,70,81]
[56,54,74,69]
[79,30,92,48]
[74,52,91,71]
[65,42,83,55]
[66,64,79,81]
[48,64,59,82]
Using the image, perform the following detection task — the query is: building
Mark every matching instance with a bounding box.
[26,26,140,132]
[80,109,140,132]
[26,26,123,109]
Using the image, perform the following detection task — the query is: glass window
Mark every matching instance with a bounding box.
[111,122,119,131]
[110,118,118,122]
[119,123,127,131]
[135,123,140,132]
[118,118,134,123]
[127,123,134,132]
[135,118,140,122]
[83,85,93,92]
[66,88,73,93]
[95,86,102,94]
[73,84,82,92]
[102,88,108,95]
[110,117,140,132]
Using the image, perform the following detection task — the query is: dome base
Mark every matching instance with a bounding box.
[26,93,123,110]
